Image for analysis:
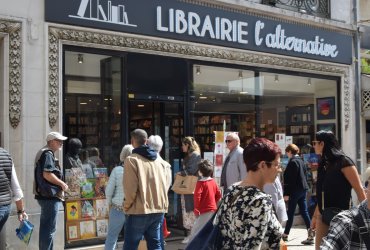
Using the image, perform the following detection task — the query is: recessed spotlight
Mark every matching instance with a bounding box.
[138,104,145,107]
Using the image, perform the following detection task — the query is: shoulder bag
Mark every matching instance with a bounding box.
[185,188,244,250]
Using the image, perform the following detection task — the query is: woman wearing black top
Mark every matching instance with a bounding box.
[311,130,365,250]
[282,144,313,245]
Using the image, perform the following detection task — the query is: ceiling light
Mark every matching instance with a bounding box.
[80,102,87,105]
[274,74,279,83]
[78,53,83,64]
[307,78,312,86]
[238,70,243,79]
[196,66,201,75]
[240,91,248,94]
[217,91,226,94]
[138,104,145,107]
[199,96,207,99]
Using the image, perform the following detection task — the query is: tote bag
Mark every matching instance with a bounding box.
[171,174,198,194]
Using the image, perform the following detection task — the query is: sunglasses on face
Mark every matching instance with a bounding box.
[225,140,233,143]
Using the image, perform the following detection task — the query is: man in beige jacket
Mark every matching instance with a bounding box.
[123,129,170,250]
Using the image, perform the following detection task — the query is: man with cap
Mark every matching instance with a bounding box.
[33,131,68,250]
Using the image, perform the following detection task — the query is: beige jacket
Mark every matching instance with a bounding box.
[123,153,170,214]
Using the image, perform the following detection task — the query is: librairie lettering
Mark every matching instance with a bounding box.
[156,6,338,58]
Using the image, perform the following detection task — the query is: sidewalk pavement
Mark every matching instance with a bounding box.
[165,225,315,250]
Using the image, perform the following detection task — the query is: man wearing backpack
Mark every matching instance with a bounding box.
[33,132,68,250]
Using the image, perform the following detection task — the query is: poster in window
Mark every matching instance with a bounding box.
[66,222,80,241]
[80,220,96,239]
[316,97,336,120]
[66,201,80,221]
[96,219,108,237]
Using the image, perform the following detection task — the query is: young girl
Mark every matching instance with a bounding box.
[188,159,221,243]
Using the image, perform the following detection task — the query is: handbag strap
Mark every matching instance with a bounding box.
[352,210,370,248]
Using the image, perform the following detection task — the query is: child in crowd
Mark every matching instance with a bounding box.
[188,159,221,243]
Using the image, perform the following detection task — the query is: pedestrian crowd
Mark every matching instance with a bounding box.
[1,129,370,249]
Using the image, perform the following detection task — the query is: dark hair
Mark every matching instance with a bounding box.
[285,144,299,155]
[131,129,148,145]
[243,138,282,172]
[315,130,345,161]
[198,159,214,177]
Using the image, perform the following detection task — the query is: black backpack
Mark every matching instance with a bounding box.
[34,150,62,198]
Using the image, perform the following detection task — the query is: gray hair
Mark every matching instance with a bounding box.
[130,129,148,146]
[148,135,163,153]
[226,132,240,144]
[120,144,134,162]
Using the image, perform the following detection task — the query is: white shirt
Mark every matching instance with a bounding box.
[11,164,23,201]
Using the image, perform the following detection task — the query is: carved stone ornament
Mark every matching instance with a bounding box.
[48,26,351,129]
[0,19,22,128]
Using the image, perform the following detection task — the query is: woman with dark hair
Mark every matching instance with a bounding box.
[282,143,313,245]
[217,138,283,249]
[311,130,365,249]
[178,136,201,244]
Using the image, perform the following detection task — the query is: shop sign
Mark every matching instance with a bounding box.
[45,0,352,64]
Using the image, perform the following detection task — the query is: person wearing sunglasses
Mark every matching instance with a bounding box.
[220,133,247,195]
[311,130,366,249]
[217,138,283,249]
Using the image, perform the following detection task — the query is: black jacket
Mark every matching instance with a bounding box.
[283,156,309,196]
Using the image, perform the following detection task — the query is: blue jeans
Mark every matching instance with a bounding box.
[123,213,164,250]
[284,190,311,235]
[37,199,61,250]
[104,207,125,250]
[0,204,11,232]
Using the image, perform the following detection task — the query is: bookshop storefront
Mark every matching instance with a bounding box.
[45,0,354,248]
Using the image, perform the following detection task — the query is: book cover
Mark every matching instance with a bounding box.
[66,201,80,221]
[80,220,96,239]
[93,168,108,178]
[95,199,109,218]
[96,219,108,237]
[80,179,95,198]
[65,168,87,199]
[215,154,223,166]
[66,222,80,241]
[81,200,95,219]
[94,177,108,198]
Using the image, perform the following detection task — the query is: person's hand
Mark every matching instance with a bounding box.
[61,182,69,191]
[17,211,28,221]
[284,196,289,201]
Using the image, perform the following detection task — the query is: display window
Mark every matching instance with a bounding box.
[191,64,339,152]
[63,49,122,247]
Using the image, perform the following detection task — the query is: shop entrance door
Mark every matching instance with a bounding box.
[128,100,184,224]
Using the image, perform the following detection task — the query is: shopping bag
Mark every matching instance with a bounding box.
[171,174,198,194]
[185,212,221,250]
[280,239,288,250]
[15,220,34,245]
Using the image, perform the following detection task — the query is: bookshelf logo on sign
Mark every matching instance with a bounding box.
[69,0,137,27]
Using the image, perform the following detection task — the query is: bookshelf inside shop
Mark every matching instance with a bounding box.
[129,118,152,135]
[170,117,183,148]
[285,104,314,148]
[66,114,99,147]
